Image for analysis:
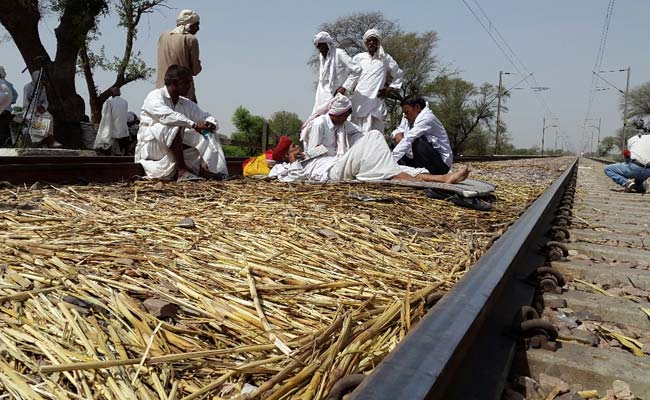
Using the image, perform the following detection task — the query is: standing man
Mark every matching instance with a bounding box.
[391,96,453,174]
[0,66,18,145]
[604,133,650,193]
[94,87,130,154]
[311,32,361,114]
[350,29,403,133]
[156,9,202,103]
[135,65,228,181]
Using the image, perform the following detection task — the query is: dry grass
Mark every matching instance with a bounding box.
[0,158,567,399]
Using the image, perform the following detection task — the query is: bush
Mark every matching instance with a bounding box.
[222,145,249,157]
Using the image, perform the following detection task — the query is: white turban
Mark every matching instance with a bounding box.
[0,66,5,79]
[363,29,382,42]
[363,29,386,59]
[171,9,200,34]
[328,94,352,116]
[313,31,334,47]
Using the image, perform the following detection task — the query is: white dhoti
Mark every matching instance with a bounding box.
[328,130,427,182]
[134,124,227,179]
[351,115,385,134]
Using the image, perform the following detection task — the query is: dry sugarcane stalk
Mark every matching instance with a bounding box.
[0,158,566,399]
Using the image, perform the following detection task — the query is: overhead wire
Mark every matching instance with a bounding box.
[462,0,558,123]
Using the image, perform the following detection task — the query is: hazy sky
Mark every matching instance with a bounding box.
[1,0,648,152]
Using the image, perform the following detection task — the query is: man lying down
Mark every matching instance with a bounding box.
[271,94,468,184]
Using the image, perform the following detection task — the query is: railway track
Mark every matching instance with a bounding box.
[348,157,650,400]
[0,154,557,185]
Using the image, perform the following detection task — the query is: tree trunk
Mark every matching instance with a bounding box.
[0,0,106,148]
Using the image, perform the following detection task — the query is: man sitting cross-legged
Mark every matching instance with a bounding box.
[134,65,228,181]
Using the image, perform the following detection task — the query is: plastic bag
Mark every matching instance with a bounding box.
[29,112,53,142]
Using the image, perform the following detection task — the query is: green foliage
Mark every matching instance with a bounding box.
[427,77,508,154]
[222,145,248,157]
[599,135,620,156]
[621,81,650,118]
[232,106,266,155]
[268,111,302,145]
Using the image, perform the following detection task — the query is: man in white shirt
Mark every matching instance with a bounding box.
[350,29,403,133]
[94,87,130,154]
[134,65,228,181]
[391,96,453,174]
[311,32,361,114]
[273,95,468,184]
[604,133,650,193]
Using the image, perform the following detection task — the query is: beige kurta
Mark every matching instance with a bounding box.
[155,30,202,102]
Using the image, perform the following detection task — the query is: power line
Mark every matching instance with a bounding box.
[583,0,616,128]
[461,0,558,122]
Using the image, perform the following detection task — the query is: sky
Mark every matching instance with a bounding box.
[1,0,648,153]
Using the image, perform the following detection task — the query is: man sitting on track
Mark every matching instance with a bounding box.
[134,65,228,181]
[391,96,453,175]
[603,132,650,193]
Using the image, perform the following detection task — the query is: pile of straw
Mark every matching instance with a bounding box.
[0,158,566,399]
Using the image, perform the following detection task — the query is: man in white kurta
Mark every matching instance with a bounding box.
[350,29,403,133]
[134,65,227,180]
[391,96,453,174]
[311,32,361,114]
[22,70,60,147]
[94,87,129,154]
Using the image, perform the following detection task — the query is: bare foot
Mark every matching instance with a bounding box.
[444,166,470,184]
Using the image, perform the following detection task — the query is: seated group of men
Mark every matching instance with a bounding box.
[134,65,468,185]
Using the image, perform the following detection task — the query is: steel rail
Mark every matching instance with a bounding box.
[350,158,579,400]
[0,155,557,185]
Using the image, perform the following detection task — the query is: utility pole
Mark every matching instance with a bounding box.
[542,117,545,156]
[554,128,558,154]
[494,71,504,155]
[622,67,631,152]
[597,117,602,154]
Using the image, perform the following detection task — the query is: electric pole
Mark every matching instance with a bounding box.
[622,67,631,152]
[542,117,545,156]
[495,71,504,155]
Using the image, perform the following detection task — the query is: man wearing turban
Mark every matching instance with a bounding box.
[350,29,404,133]
[135,65,228,181]
[311,32,361,115]
[156,9,202,102]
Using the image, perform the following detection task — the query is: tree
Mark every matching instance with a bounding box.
[598,136,618,156]
[268,111,302,145]
[79,0,168,123]
[231,106,266,155]
[315,12,400,60]
[621,81,650,119]
[427,77,508,154]
[0,0,108,147]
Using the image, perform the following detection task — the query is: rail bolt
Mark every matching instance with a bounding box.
[514,306,558,350]
[545,241,569,261]
[549,226,570,242]
[552,216,571,227]
[426,291,446,308]
[327,374,366,400]
[535,266,566,293]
